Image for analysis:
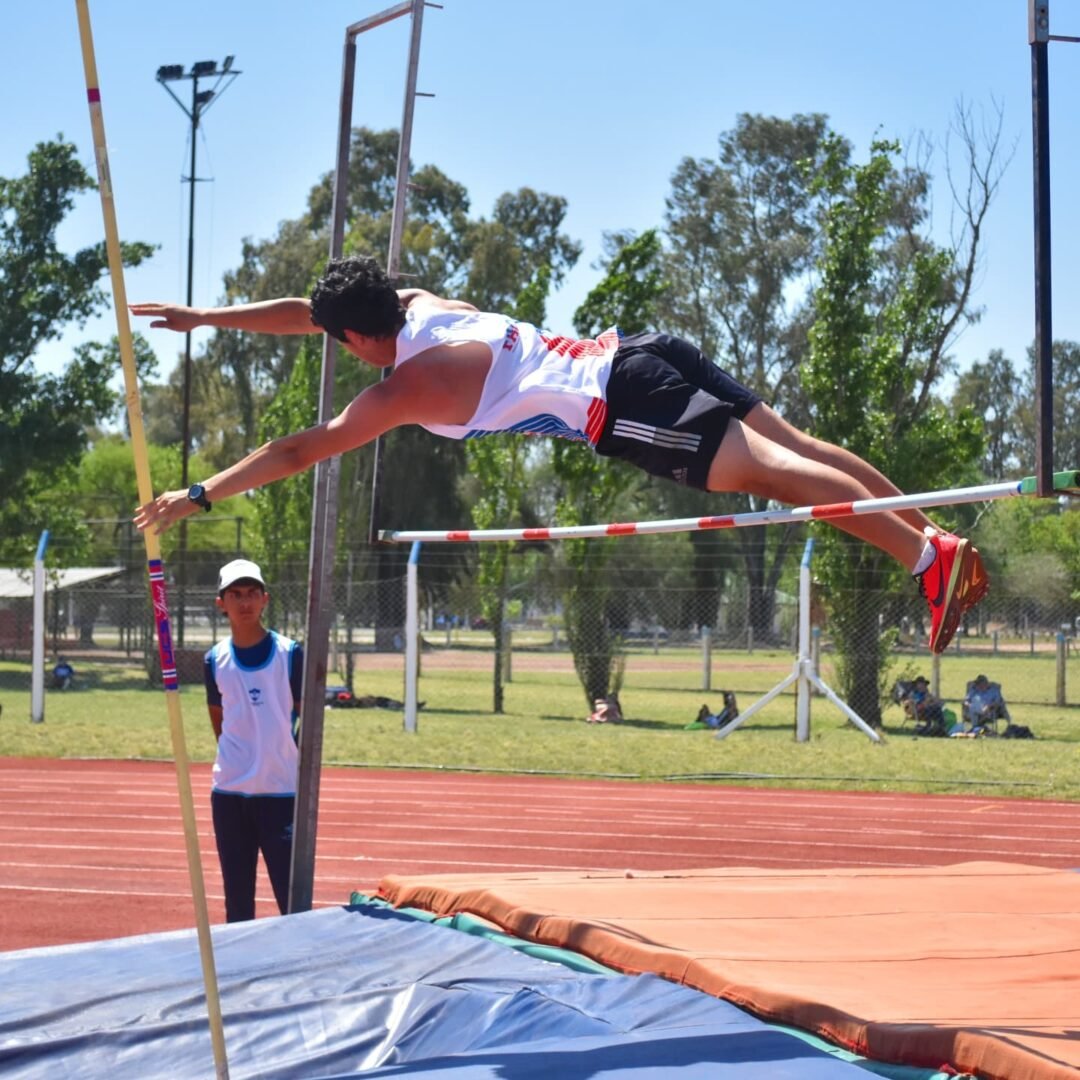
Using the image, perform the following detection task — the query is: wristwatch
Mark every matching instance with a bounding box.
[187,483,213,512]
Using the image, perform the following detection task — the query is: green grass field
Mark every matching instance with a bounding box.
[0,646,1076,799]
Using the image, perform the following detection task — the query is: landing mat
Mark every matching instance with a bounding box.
[379,861,1080,1080]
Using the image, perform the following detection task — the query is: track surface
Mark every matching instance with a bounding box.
[2,756,1078,952]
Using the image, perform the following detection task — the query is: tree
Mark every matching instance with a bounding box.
[804,133,992,724]
[951,349,1020,478]
[463,189,582,312]
[0,140,153,560]
[659,114,835,644]
[1015,339,1080,478]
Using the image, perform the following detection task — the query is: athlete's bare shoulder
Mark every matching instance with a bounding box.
[397,288,479,314]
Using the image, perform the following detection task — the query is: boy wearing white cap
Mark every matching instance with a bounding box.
[205,558,303,922]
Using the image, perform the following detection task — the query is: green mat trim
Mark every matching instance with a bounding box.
[350,893,614,973]
[348,894,966,1078]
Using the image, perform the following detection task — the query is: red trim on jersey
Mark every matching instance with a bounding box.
[812,502,854,519]
[539,327,621,360]
[585,398,608,445]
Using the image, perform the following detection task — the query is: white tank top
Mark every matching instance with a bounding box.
[394,306,621,444]
[208,631,298,796]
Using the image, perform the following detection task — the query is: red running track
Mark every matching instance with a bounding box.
[2,756,1078,952]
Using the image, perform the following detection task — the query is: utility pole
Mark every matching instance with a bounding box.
[156,57,241,644]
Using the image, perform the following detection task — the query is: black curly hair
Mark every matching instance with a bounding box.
[309,255,406,342]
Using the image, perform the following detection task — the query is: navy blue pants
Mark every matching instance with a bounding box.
[211,790,295,922]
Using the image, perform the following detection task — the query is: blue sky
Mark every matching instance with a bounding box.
[5,0,1080,394]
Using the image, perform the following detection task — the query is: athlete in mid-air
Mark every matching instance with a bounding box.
[132,254,987,652]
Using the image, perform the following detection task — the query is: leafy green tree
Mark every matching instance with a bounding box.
[573,229,666,336]
[0,140,153,560]
[659,114,835,644]
[951,349,1020,478]
[804,136,987,723]
[1014,339,1080,478]
[463,189,582,311]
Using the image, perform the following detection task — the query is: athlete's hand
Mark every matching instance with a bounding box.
[134,489,198,534]
[129,302,204,333]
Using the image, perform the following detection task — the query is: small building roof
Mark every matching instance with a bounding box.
[0,567,126,599]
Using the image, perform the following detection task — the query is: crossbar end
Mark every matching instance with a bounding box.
[1019,470,1080,496]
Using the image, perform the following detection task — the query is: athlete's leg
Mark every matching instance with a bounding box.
[705,417,926,569]
[741,403,939,534]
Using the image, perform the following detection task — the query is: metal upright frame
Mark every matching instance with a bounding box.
[1029,0,1079,496]
[289,0,434,914]
[712,539,883,745]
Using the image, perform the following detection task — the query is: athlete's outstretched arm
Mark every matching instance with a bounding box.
[130,298,318,336]
[133,353,470,534]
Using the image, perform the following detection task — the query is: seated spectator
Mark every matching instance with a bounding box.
[902,675,947,736]
[962,674,1011,732]
[51,658,75,690]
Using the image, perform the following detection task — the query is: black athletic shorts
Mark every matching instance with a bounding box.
[594,332,762,490]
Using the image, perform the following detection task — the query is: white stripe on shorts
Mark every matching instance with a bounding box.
[611,418,702,451]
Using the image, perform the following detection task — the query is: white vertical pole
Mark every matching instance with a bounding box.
[1057,632,1067,707]
[30,531,49,724]
[795,538,813,742]
[701,626,712,691]
[404,542,421,732]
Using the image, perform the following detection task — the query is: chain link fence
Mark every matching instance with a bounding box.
[3,536,1077,708]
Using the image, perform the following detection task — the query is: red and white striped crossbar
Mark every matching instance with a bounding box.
[379,470,1079,544]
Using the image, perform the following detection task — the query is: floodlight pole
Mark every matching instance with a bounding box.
[156,58,240,643]
[289,0,434,915]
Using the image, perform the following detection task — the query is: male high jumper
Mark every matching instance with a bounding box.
[133,255,987,653]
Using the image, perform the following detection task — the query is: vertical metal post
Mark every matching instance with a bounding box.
[387,0,425,280]
[288,31,357,916]
[701,626,711,692]
[1030,0,1054,496]
[404,541,421,732]
[795,540,812,742]
[369,0,428,544]
[1056,631,1066,706]
[291,0,427,913]
[31,531,49,724]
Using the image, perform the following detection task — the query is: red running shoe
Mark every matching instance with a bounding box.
[916,527,990,654]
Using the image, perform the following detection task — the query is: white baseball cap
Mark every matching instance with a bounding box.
[217,558,267,594]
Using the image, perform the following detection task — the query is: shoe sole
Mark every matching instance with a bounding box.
[959,546,989,612]
[930,541,988,653]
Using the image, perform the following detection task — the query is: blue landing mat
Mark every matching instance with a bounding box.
[0,905,872,1079]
